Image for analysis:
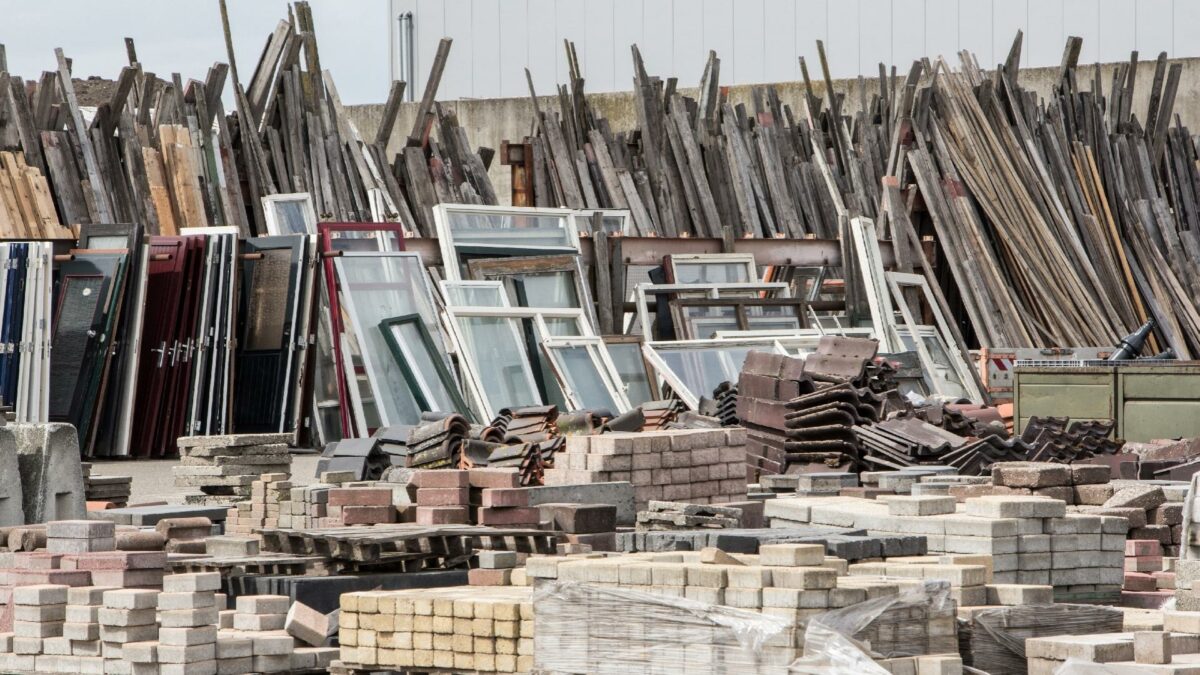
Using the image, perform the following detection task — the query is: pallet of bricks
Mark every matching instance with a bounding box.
[542,428,748,511]
[765,484,1128,603]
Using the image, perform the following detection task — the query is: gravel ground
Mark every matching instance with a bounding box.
[85,454,322,505]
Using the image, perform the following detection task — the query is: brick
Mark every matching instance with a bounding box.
[477,550,519,569]
[159,607,220,628]
[285,602,335,647]
[159,626,219,646]
[1134,631,1171,665]
[1104,486,1166,510]
[13,584,69,605]
[415,506,470,525]
[991,462,1071,488]
[249,633,293,655]
[327,488,392,507]
[415,488,469,506]
[341,505,396,524]
[760,544,825,567]
[481,488,529,508]
[886,496,956,516]
[47,521,117,539]
[233,613,285,631]
[163,573,221,593]
[410,470,469,489]
[98,607,157,627]
[467,468,521,489]
[235,595,290,615]
[158,642,216,663]
[103,589,160,610]
[1127,540,1164,557]
[1068,464,1111,485]
[204,536,259,557]
[468,568,513,586]
[1073,484,1115,505]
[476,507,540,526]
[536,503,616,534]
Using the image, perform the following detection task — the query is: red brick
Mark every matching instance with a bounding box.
[61,552,167,572]
[467,468,520,489]
[1126,540,1163,557]
[341,505,396,525]
[481,489,529,508]
[416,488,469,506]
[12,553,62,570]
[327,488,392,507]
[468,568,513,586]
[1125,556,1164,573]
[1124,572,1157,592]
[410,470,470,489]
[416,506,471,525]
[88,568,164,588]
[475,507,540,526]
[8,569,91,587]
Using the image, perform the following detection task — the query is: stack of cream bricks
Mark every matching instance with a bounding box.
[226,473,399,534]
[173,433,292,504]
[543,429,747,510]
[338,586,534,673]
[765,481,1126,603]
[0,572,336,673]
[519,545,967,668]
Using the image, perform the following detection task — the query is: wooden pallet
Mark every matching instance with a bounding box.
[167,552,326,577]
[257,524,557,565]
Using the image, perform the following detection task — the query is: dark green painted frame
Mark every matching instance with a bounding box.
[378,313,474,422]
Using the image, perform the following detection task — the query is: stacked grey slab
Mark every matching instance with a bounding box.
[616,524,926,558]
[173,433,293,503]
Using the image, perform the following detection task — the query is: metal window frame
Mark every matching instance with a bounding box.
[438,280,511,308]
[441,306,593,420]
[541,336,632,414]
[665,252,758,284]
[466,253,599,332]
[633,282,792,342]
[669,298,809,339]
[262,192,319,236]
[886,271,985,403]
[602,334,660,403]
[433,204,580,282]
[642,337,789,410]
[379,313,474,421]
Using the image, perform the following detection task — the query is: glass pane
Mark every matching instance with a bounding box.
[679,305,740,339]
[243,248,292,350]
[656,346,755,399]
[386,320,462,414]
[509,271,579,309]
[270,199,314,235]
[607,343,654,406]
[335,255,443,426]
[543,317,583,337]
[328,230,403,252]
[672,262,752,284]
[555,345,618,411]
[744,304,802,332]
[443,284,507,307]
[87,234,128,249]
[459,316,540,410]
[446,210,572,248]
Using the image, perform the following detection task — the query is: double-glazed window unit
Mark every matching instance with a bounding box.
[439,280,510,308]
[434,204,581,281]
[466,254,599,332]
[642,338,790,410]
[669,298,808,340]
[664,253,758,284]
[378,314,473,420]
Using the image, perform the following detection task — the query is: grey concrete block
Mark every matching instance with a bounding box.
[8,423,86,523]
[524,482,635,526]
[0,431,25,525]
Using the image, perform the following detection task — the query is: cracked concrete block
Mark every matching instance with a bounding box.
[8,424,85,524]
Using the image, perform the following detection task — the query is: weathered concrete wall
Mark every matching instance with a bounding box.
[345,57,1200,206]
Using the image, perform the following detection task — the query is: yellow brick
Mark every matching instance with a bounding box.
[453,617,473,635]
[375,614,394,632]
[377,632,396,649]
[339,646,359,664]
[358,594,379,613]
[472,618,493,636]
[474,600,494,620]
[413,633,432,650]
[517,655,534,672]
[432,616,453,634]
[452,633,473,652]
[495,621,518,638]
[476,653,496,671]
[433,650,454,668]
[495,653,517,672]
[339,613,359,630]
[497,637,517,655]
[394,597,414,615]
[433,598,454,616]
[433,634,453,651]
[414,650,434,667]
[377,647,398,667]
[453,599,474,618]
[340,593,360,612]
[395,615,413,632]
[413,615,433,632]
[396,649,414,667]
[377,596,396,614]
[520,602,533,620]
[454,652,474,670]
[474,636,495,654]
[494,603,520,621]
[361,614,381,631]
[357,646,377,665]
[360,630,377,648]
[517,638,533,655]
[341,629,358,647]
[520,620,534,638]
[414,598,433,615]
[395,632,412,650]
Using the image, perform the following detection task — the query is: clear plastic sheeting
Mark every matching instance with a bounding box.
[532,579,796,674]
[958,604,1124,674]
[1055,659,1162,674]
[788,581,957,674]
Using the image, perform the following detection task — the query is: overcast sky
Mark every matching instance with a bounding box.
[0,1,391,105]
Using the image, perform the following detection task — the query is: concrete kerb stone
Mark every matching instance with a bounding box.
[8,423,86,523]
[0,429,25,526]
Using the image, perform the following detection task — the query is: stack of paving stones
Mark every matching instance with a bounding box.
[615,523,926,559]
[222,473,289,533]
[765,493,1126,602]
[635,500,742,530]
[81,464,132,508]
[522,548,960,670]
[228,471,357,533]
[1026,629,1200,673]
[538,503,618,552]
[337,586,534,673]
[754,472,864,498]
[47,521,114,555]
[100,588,160,672]
[1123,539,1176,609]
[543,429,747,511]
[469,551,522,586]
[413,469,471,525]
[471,469,540,529]
[173,433,293,505]
[957,604,1127,673]
[324,487,398,526]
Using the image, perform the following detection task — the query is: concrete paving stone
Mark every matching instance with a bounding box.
[103,589,159,610]
[163,572,221,593]
[1105,486,1167,510]
[13,583,69,605]
[991,462,1071,488]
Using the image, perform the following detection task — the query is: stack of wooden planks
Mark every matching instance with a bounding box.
[0,151,71,239]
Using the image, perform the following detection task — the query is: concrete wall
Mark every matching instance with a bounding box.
[345,56,1200,205]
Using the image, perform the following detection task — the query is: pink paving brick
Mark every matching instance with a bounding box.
[1126,539,1163,557]
[415,506,471,525]
[410,470,470,489]
[480,488,529,508]
[341,505,396,525]
[475,507,540,526]
[467,468,520,489]
[467,568,513,586]
[327,488,393,507]
[415,488,469,507]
